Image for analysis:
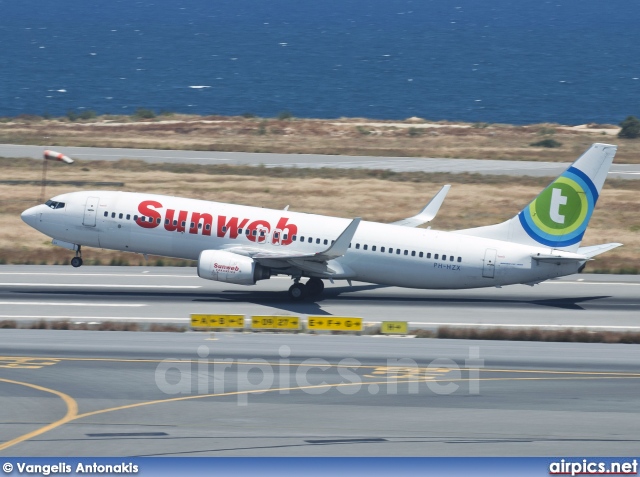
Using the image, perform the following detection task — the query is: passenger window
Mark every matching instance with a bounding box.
[238,228,243,234]
[104,212,108,217]
[173,220,178,226]
[316,238,320,244]
[457,257,462,263]
[427,253,431,259]
[181,221,186,227]
[165,219,170,225]
[397,249,401,255]
[411,251,415,257]
[198,223,202,229]
[324,239,328,245]
[111,212,116,218]
[389,248,393,254]
[434,254,439,259]
[419,252,423,258]
[119,213,123,219]
[134,215,138,221]
[260,230,265,237]
[126,214,130,220]
[205,224,211,230]
[450,256,454,262]
[300,236,305,241]
[363,245,368,250]
[292,235,297,241]
[308,237,312,243]
[372,245,376,251]
[253,230,257,236]
[222,226,227,232]
[284,234,288,240]
[404,250,408,255]
[246,229,250,235]
[442,255,447,261]
[331,240,335,244]
[349,243,352,248]
[190,222,195,228]
[381,247,385,252]
[157,218,161,224]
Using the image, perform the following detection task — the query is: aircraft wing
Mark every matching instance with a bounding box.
[391,185,450,227]
[222,218,361,277]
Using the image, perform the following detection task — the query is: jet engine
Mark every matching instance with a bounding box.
[197,250,270,285]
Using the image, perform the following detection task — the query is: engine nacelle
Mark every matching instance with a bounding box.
[197,250,270,285]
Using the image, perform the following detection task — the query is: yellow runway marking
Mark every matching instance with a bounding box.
[0,357,61,369]
[0,378,78,452]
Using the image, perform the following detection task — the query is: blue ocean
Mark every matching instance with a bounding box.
[1,0,639,125]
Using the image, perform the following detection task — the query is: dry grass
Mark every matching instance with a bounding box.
[431,326,640,344]
[1,115,639,163]
[0,158,637,272]
[0,320,187,332]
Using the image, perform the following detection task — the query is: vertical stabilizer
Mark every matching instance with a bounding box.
[456,143,617,252]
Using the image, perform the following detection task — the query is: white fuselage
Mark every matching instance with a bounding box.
[21,190,583,289]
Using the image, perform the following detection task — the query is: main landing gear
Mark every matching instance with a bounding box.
[70,246,83,268]
[288,277,325,301]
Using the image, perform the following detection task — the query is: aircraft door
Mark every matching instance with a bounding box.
[482,248,497,278]
[83,196,99,227]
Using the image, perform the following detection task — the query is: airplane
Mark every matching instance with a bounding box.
[21,143,621,300]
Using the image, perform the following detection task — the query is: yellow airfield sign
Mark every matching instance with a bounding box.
[251,315,300,330]
[307,316,362,331]
[380,321,409,334]
[190,314,245,329]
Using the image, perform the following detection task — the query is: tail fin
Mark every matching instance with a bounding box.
[456,143,617,252]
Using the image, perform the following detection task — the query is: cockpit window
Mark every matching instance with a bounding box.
[45,200,65,209]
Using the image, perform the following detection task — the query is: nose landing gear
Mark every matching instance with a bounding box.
[70,246,83,268]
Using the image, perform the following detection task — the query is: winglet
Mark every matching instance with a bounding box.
[391,185,451,227]
[316,217,361,260]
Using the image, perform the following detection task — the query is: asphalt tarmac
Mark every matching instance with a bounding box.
[1,330,639,457]
[2,144,639,179]
[0,266,639,330]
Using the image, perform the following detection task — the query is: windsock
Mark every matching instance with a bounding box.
[44,150,74,164]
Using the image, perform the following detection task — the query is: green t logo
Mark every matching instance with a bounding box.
[549,188,567,224]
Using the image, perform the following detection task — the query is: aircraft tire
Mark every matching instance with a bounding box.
[71,257,83,268]
[305,278,324,296]
[288,283,307,300]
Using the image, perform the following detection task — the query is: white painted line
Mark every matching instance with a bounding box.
[0,283,201,289]
[0,273,196,278]
[0,302,146,307]
[541,281,640,286]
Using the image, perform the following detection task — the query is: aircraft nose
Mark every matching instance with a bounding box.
[21,206,39,227]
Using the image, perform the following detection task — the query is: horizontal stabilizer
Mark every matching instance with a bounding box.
[531,251,590,264]
[577,243,623,258]
[391,185,450,227]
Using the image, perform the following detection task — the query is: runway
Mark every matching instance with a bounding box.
[2,143,640,179]
[1,330,639,456]
[2,266,639,456]
[0,266,639,330]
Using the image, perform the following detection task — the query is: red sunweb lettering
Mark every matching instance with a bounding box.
[164,209,188,232]
[217,216,249,238]
[136,200,161,229]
